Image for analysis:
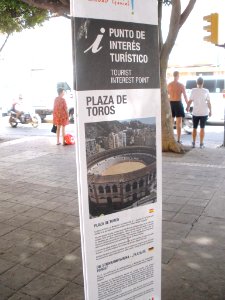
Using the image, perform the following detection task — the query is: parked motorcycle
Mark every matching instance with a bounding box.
[183,112,193,134]
[173,111,193,135]
[8,111,41,128]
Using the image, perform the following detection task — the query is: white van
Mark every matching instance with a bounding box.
[185,77,225,123]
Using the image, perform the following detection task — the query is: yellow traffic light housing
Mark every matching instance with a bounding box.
[203,13,218,44]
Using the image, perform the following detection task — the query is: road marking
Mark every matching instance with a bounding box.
[166,162,225,169]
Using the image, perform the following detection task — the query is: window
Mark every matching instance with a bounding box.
[186,79,225,93]
[133,182,137,189]
[112,185,118,192]
[125,184,131,192]
[106,186,111,193]
[139,179,144,187]
[98,186,104,193]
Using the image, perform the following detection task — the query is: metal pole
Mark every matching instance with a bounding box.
[216,43,225,49]
[224,91,225,146]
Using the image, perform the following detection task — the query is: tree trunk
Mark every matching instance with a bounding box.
[0,34,10,53]
[160,61,184,153]
[159,0,196,152]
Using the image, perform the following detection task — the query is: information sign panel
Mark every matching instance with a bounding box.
[71,1,162,299]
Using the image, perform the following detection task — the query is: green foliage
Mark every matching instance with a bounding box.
[0,0,49,34]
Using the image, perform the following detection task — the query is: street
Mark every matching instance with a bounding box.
[181,124,225,148]
[1,116,225,148]
[0,116,76,141]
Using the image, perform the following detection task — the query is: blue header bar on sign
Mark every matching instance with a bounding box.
[70,0,158,25]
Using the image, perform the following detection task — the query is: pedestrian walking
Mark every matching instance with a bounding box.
[53,88,69,145]
[167,71,189,144]
[186,77,212,149]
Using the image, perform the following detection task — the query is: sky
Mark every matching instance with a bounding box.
[0,0,224,101]
[0,17,73,101]
[163,0,225,67]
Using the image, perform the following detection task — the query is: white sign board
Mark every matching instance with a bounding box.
[71,1,162,299]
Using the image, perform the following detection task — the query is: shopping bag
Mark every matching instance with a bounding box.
[51,125,57,133]
[64,134,75,145]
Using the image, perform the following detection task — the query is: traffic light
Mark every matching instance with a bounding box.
[203,13,218,44]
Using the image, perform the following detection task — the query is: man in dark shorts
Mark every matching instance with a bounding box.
[167,71,188,143]
[187,77,212,148]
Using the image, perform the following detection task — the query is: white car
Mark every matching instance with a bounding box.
[185,77,225,124]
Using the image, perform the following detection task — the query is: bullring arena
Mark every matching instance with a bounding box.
[87,146,156,217]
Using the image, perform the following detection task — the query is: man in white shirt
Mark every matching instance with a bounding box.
[187,77,212,148]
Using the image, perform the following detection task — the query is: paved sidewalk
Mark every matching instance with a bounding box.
[0,136,224,299]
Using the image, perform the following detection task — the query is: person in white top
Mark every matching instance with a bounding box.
[186,77,212,148]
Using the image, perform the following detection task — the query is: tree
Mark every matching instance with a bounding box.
[158,0,196,152]
[0,0,49,52]
[20,0,197,152]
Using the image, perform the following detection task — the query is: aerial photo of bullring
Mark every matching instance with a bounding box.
[85,118,157,218]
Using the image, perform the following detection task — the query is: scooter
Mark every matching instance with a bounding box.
[173,111,193,134]
[8,111,41,128]
[183,112,193,134]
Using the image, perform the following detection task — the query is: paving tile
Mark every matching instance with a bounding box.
[185,229,225,250]
[172,213,199,225]
[20,273,68,300]
[0,264,40,290]
[162,221,192,239]
[8,292,38,300]
[0,201,16,208]
[24,233,57,250]
[21,207,49,219]
[8,204,33,214]
[53,204,78,215]
[0,258,15,275]
[0,223,17,237]
[56,215,80,227]
[203,195,225,219]
[40,222,72,238]
[63,227,81,242]
[186,198,210,207]
[0,211,17,222]
[24,184,51,193]
[51,282,85,300]
[0,238,15,251]
[72,273,84,286]
[193,215,225,233]
[0,192,15,201]
[2,215,33,227]
[180,204,204,215]
[40,211,68,222]
[163,202,183,213]
[162,243,225,300]
[2,228,35,242]
[165,195,189,205]
[32,192,59,201]
[35,201,62,210]
[51,195,75,204]
[21,220,52,233]
[41,238,79,258]
[162,247,176,264]
[162,233,182,250]
[45,188,75,197]
[162,210,177,221]
[0,283,14,299]
[11,197,46,207]
[0,244,39,263]
[46,251,83,281]
[21,251,61,272]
